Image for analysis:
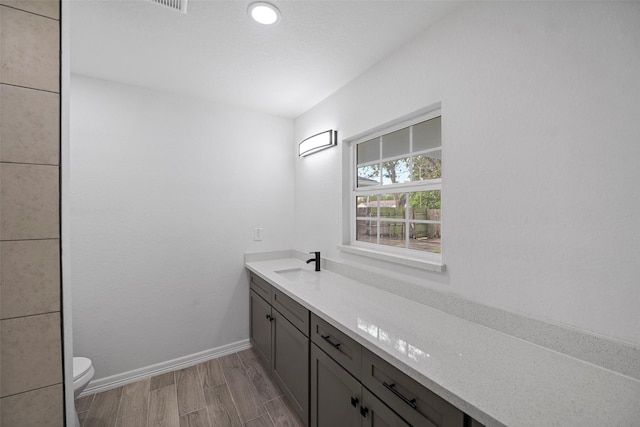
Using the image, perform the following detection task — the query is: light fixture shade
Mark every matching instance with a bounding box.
[248,2,281,25]
[299,130,337,157]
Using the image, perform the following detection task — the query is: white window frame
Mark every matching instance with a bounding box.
[339,106,445,272]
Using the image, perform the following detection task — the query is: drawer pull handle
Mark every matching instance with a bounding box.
[266,314,274,322]
[360,407,369,417]
[350,397,359,407]
[321,335,341,350]
[383,382,417,410]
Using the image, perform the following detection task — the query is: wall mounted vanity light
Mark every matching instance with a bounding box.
[299,130,338,157]
[248,2,281,25]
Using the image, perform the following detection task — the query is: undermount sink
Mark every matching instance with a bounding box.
[275,268,320,283]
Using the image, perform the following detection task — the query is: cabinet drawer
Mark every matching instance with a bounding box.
[311,314,361,378]
[250,273,272,302]
[272,288,309,336]
[361,348,464,427]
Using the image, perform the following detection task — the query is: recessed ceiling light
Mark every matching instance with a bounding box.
[248,2,281,25]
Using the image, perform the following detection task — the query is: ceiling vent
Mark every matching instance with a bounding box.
[149,0,188,14]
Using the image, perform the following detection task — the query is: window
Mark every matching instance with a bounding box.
[350,110,442,263]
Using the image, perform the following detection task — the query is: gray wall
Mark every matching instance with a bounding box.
[70,75,295,381]
[294,1,640,346]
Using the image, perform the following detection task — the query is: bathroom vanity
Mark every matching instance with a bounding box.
[246,256,640,427]
[250,271,469,427]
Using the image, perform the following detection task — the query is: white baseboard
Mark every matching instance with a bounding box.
[79,339,251,397]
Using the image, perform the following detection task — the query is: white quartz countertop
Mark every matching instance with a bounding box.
[245,258,640,427]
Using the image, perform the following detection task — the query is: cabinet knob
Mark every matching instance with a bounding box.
[265,314,274,321]
[350,397,359,407]
[360,407,369,417]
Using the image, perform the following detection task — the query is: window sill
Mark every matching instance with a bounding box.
[337,245,446,273]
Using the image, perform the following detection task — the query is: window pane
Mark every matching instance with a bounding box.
[409,190,441,253]
[382,127,410,158]
[409,190,441,214]
[413,117,441,152]
[356,196,378,218]
[357,138,379,164]
[357,165,380,187]
[379,193,406,220]
[379,220,406,248]
[412,151,441,181]
[382,158,410,185]
[409,223,441,253]
[356,219,377,243]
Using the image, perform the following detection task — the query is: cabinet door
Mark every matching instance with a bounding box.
[250,290,272,365]
[310,344,360,427]
[272,309,310,425]
[361,388,411,427]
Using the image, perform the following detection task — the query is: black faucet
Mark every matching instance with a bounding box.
[306,251,321,271]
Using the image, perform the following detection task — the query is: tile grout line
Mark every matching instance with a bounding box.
[0,81,60,94]
[0,237,60,242]
[234,352,267,423]
[173,371,179,425]
[236,352,270,425]
[0,4,60,21]
[195,361,214,427]
[0,160,60,167]
[145,377,151,427]
[0,310,62,321]
[83,390,99,427]
[79,393,95,416]
[219,353,245,425]
[0,381,63,398]
[113,378,152,425]
[114,386,124,427]
[262,394,285,405]
[264,407,277,427]
[243,413,268,425]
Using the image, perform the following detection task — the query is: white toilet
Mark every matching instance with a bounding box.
[73,357,95,427]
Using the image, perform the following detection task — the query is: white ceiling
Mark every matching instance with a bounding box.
[70,0,457,118]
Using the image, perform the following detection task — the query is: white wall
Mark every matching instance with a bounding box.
[294,2,640,345]
[70,75,294,379]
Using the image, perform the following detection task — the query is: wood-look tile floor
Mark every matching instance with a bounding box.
[75,348,304,427]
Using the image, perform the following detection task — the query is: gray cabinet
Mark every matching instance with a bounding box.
[249,289,272,364]
[361,348,463,427]
[362,388,410,427]
[310,313,465,427]
[272,308,309,422]
[249,273,310,426]
[250,272,482,427]
[311,314,361,377]
[273,287,310,333]
[310,343,361,427]
[311,343,410,427]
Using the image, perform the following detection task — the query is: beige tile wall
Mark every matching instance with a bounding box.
[0,0,64,425]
